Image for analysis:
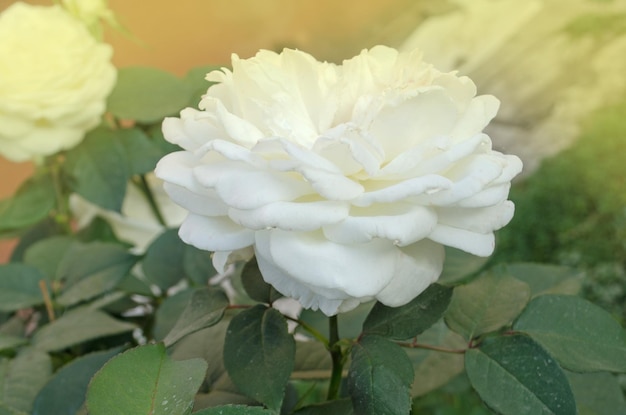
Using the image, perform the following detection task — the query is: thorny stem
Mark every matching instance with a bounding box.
[135,174,167,227]
[327,315,344,400]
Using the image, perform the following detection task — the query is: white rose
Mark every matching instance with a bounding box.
[156,46,522,316]
[70,174,187,253]
[61,0,120,39]
[0,3,116,162]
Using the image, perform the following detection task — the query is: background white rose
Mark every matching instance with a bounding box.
[156,46,522,316]
[0,3,116,162]
[70,173,187,253]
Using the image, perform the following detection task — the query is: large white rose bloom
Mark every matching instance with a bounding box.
[0,3,116,162]
[155,46,522,316]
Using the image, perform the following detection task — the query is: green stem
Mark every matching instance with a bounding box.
[284,315,329,347]
[397,341,466,354]
[49,158,72,234]
[327,315,344,400]
[135,175,167,227]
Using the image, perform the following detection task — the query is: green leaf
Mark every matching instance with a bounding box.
[170,318,246,399]
[0,334,27,352]
[0,404,28,415]
[506,263,583,297]
[32,308,135,352]
[183,65,220,108]
[404,320,466,397]
[299,302,374,340]
[55,242,138,306]
[147,124,180,157]
[445,268,531,340]
[8,218,62,262]
[193,405,275,415]
[348,335,414,415]
[513,295,626,372]
[362,283,452,340]
[224,305,295,411]
[152,289,195,341]
[86,343,207,415]
[142,228,187,290]
[23,236,75,281]
[465,334,576,415]
[566,371,626,415]
[0,348,52,413]
[64,128,130,212]
[0,175,55,233]
[117,128,163,175]
[0,264,44,312]
[240,257,282,304]
[292,341,332,380]
[294,398,354,415]
[163,287,229,347]
[439,246,489,284]
[107,67,191,123]
[32,347,122,415]
[183,245,217,286]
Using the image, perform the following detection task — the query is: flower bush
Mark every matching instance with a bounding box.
[0,2,625,415]
[0,2,116,162]
[156,46,522,315]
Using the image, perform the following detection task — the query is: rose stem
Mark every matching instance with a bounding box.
[136,174,167,227]
[326,314,344,400]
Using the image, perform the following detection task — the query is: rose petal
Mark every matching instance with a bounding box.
[259,230,397,299]
[437,201,515,233]
[451,95,500,139]
[370,89,459,160]
[354,174,452,207]
[428,224,495,256]
[323,204,437,246]
[162,108,223,151]
[163,182,227,216]
[193,163,314,209]
[179,214,254,252]
[254,231,363,315]
[203,97,265,146]
[212,246,254,274]
[376,240,444,306]
[229,200,349,231]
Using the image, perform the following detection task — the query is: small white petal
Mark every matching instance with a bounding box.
[207,97,265,146]
[428,224,495,257]
[162,182,227,216]
[179,214,254,252]
[212,247,254,274]
[437,201,515,233]
[156,152,207,195]
[162,108,222,151]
